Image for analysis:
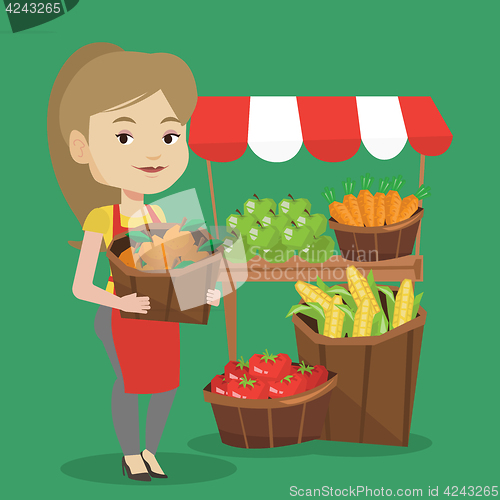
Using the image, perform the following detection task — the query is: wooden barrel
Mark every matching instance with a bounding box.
[203,366,338,448]
[329,208,424,261]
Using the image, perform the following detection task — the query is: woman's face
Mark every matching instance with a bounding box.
[86,90,189,195]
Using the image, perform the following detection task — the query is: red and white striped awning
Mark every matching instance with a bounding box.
[189,96,452,163]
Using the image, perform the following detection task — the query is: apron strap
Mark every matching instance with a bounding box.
[146,204,161,224]
[112,204,132,237]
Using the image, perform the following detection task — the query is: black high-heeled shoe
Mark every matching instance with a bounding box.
[141,451,168,478]
[122,457,151,482]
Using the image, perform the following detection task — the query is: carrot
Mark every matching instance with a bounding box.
[373,177,390,226]
[343,178,364,227]
[322,187,356,226]
[331,201,356,225]
[358,173,375,227]
[385,175,406,225]
[397,185,431,222]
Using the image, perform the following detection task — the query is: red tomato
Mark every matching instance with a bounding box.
[210,374,227,396]
[224,356,249,382]
[268,374,308,398]
[227,375,269,400]
[312,365,328,388]
[295,361,329,390]
[249,350,292,381]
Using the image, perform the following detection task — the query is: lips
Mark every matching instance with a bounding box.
[133,166,167,173]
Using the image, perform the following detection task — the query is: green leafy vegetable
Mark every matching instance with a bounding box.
[260,349,278,364]
[334,303,355,337]
[236,356,249,370]
[316,277,329,292]
[371,312,381,336]
[199,238,224,253]
[370,311,388,336]
[286,302,326,335]
[367,270,389,334]
[326,286,357,312]
[367,271,382,310]
[182,219,206,232]
[174,260,195,269]
[380,313,389,334]
[296,361,314,375]
[238,374,256,388]
[377,286,396,330]
[412,292,424,319]
[126,231,152,243]
[286,304,315,318]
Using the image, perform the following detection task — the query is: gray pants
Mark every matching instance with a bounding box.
[94,307,176,456]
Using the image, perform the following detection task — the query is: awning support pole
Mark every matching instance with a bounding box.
[206,159,219,239]
[415,154,425,256]
[205,159,237,360]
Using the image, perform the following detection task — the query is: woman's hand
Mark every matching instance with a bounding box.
[206,289,221,307]
[120,293,151,314]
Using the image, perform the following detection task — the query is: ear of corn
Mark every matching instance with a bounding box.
[353,297,374,337]
[295,281,332,313]
[393,279,414,327]
[324,295,345,338]
[346,266,380,315]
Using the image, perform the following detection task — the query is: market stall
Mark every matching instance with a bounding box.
[188,96,453,361]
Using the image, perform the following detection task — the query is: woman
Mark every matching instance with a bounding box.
[48,43,220,481]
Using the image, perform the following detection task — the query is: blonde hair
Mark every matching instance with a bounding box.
[47,43,197,246]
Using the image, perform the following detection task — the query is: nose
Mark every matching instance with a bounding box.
[146,154,161,161]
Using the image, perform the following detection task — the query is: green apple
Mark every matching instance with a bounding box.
[244,194,277,220]
[296,210,328,237]
[247,221,279,248]
[226,209,256,236]
[261,242,295,263]
[282,221,314,250]
[298,236,335,263]
[223,234,258,263]
[261,209,288,232]
[279,194,311,221]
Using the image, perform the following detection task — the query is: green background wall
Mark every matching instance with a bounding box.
[2,0,498,498]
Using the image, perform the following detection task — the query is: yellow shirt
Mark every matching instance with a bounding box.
[83,205,166,293]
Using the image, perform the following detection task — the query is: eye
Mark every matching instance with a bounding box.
[115,133,134,145]
[162,133,180,145]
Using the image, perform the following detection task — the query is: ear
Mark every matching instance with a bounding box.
[69,130,91,164]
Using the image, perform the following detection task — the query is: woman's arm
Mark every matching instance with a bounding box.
[72,231,150,314]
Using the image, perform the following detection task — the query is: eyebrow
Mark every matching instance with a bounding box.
[160,116,181,124]
[112,117,136,124]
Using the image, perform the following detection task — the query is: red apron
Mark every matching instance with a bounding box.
[110,204,180,394]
